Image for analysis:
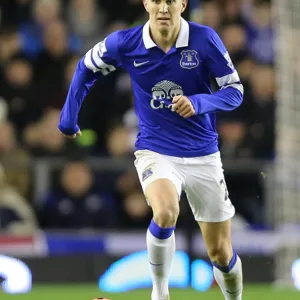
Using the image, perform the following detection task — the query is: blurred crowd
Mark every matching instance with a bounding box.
[0,0,275,235]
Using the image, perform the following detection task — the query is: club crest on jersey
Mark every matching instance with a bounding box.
[180,50,199,69]
[142,168,153,181]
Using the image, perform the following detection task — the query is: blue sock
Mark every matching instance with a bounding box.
[212,250,237,273]
[148,219,175,239]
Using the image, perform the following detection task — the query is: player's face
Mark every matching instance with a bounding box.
[144,0,187,31]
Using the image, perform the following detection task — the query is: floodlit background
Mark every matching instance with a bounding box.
[0,0,299,299]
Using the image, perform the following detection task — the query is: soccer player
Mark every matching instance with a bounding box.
[58,0,244,299]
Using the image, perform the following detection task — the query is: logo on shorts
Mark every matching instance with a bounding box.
[180,50,199,69]
[142,168,153,181]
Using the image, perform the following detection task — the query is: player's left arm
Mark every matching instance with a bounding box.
[184,28,243,115]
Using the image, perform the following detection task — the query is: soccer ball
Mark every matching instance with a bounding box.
[93,298,110,300]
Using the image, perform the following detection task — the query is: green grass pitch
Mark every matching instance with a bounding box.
[1,285,299,300]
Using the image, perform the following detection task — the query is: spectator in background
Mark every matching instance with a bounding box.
[121,191,152,228]
[45,54,81,110]
[0,1,20,27]
[0,29,23,64]
[116,169,141,199]
[220,0,247,26]
[100,0,144,25]
[38,160,117,229]
[0,0,61,62]
[66,0,106,54]
[247,64,275,159]
[18,0,80,58]
[106,125,133,157]
[30,110,72,155]
[245,0,274,64]
[0,98,8,123]
[116,167,151,229]
[34,20,78,100]
[23,108,83,157]
[104,20,129,35]
[197,0,222,30]
[0,55,39,133]
[105,94,138,157]
[0,121,30,198]
[218,118,252,159]
[123,107,138,152]
[235,55,254,90]
[221,23,249,63]
[0,164,37,235]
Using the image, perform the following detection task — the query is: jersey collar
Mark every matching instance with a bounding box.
[143,17,189,49]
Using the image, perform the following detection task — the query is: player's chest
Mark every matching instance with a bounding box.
[123,48,207,87]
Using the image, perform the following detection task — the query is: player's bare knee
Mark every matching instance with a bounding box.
[146,181,179,227]
[152,205,179,227]
[207,241,233,266]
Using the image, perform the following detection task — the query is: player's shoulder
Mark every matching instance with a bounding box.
[188,21,217,40]
[116,24,144,52]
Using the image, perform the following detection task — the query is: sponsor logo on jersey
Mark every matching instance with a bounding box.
[134,61,150,67]
[150,80,183,111]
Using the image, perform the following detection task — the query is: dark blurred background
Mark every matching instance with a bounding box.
[0,0,275,235]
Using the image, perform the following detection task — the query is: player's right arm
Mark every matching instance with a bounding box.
[58,31,122,138]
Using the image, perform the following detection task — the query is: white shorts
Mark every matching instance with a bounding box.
[134,150,235,222]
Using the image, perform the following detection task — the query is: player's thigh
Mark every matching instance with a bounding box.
[145,178,179,224]
[134,150,182,225]
[199,219,233,263]
[185,152,235,223]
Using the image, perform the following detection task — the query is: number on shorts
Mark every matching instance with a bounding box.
[220,178,229,201]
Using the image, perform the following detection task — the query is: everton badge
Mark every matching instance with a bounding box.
[180,50,200,69]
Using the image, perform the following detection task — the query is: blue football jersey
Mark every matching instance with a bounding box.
[58,18,243,157]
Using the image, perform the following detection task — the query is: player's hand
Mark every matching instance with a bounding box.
[172,95,196,118]
[59,129,82,139]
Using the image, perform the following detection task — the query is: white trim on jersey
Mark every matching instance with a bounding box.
[221,83,244,94]
[84,43,116,75]
[176,18,189,48]
[92,48,116,75]
[216,71,240,87]
[84,49,96,71]
[143,17,189,49]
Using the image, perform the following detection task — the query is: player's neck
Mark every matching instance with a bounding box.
[150,23,180,53]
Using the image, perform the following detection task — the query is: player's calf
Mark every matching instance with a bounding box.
[199,221,243,299]
[212,251,243,300]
